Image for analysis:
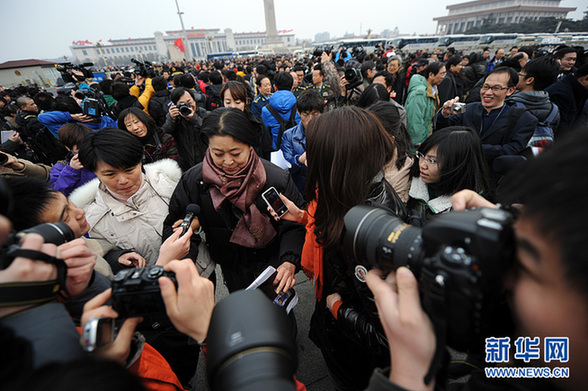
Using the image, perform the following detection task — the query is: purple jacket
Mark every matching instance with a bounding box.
[50,161,96,197]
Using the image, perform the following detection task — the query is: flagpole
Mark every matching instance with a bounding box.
[174,0,193,61]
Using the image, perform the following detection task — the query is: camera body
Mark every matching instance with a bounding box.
[343,205,515,352]
[177,102,192,116]
[111,265,177,317]
[131,58,157,78]
[344,67,363,90]
[75,89,106,119]
[451,102,467,114]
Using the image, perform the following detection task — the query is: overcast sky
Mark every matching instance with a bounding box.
[1,0,586,63]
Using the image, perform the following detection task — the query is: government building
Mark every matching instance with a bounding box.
[69,28,296,66]
[434,0,577,35]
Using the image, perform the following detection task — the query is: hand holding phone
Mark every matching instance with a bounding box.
[262,187,288,218]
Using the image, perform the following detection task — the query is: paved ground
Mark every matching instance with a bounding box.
[192,267,335,390]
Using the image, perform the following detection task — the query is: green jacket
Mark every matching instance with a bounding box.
[404,75,439,146]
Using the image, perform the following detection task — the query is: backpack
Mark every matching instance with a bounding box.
[527,104,558,148]
[19,114,67,164]
[511,101,558,150]
[266,105,297,150]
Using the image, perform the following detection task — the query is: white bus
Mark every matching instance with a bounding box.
[385,36,441,53]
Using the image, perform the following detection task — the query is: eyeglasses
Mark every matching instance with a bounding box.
[481,84,509,92]
[416,151,437,165]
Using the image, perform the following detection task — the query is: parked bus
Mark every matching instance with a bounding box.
[385,36,441,53]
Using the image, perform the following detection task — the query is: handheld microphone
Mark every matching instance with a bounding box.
[180,204,200,237]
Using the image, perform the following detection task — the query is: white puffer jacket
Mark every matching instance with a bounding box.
[70,159,182,266]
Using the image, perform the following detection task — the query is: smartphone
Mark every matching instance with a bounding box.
[262,187,288,218]
[82,317,116,353]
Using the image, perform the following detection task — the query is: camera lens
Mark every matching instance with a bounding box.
[343,205,425,272]
[17,222,75,245]
[207,290,297,391]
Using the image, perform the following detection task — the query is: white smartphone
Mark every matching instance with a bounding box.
[262,187,289,218]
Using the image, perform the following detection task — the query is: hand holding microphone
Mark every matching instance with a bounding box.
[174,204,201,237]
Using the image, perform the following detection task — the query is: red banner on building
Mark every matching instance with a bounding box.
[174,38,185,52]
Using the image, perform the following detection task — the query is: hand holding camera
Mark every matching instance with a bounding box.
[81,288,142,363]
[365,267,436,391]
[441,97,464,118]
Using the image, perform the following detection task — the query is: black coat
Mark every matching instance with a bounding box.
[163,159,305,291]
[546,73,588,138]
[435,102,537,163]
[148,89,172,127]
[162,112,205,171]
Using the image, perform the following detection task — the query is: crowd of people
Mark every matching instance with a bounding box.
[1,40,587,391]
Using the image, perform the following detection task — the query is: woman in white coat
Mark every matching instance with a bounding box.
[70,128,182,268]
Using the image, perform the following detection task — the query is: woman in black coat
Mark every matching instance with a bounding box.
[163,107,304,292]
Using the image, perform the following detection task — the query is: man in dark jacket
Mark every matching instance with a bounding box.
[437,67,537,165]
[147,76,171,127]
[546,63,588,139]
[509,56,561,145]
[162,87,205,171]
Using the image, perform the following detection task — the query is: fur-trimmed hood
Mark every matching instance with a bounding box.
[69,159,181,208]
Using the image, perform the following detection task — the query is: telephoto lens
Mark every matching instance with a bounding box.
[206,289,297,391]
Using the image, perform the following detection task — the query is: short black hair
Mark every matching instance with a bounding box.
[33,92,54,112]
[485,67,519,88]
[209,71,223,85]
[78,128,144,172]
[521,56,559,91]
[356,83,390,108]
[422,62,446,80]
[554,47,576,60]
[360,61,376,79]
[170,87,194,105]
[368,101,412,171]
[151,76,168,92]
[445,55,463,70]
[575,62,588,79]
[3,177,59,231]
[179,74,196,89]
[111,82,131,101]
[274,72,293,91]
[296,89,324,113]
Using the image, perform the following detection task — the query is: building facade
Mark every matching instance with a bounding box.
[434,0,577,35]
[70,28,296,66]
[0,59,61,88]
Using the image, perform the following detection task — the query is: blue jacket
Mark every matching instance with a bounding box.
[49,161,96,197]
[261,90,301,150]
[38,111,117,137]
[281,122,306,168]
[435,102,537,162]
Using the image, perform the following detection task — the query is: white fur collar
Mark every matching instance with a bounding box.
[69,159,181,208]
[409,177,453,214]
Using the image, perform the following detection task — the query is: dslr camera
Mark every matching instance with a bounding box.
[75,89,104,118]
[111,265,177,317]
[343,205,515,352]
[344,67,363,90]
[177,102,192,116]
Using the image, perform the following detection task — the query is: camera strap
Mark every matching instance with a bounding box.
[0,248,69,308]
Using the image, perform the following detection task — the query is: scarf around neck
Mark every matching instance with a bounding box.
[202,148,276,248]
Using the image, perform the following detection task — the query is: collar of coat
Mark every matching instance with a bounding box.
[69,159,181,209]
[409,176,452,214]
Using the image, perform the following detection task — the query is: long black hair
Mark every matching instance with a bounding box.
[412,126,490,197]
